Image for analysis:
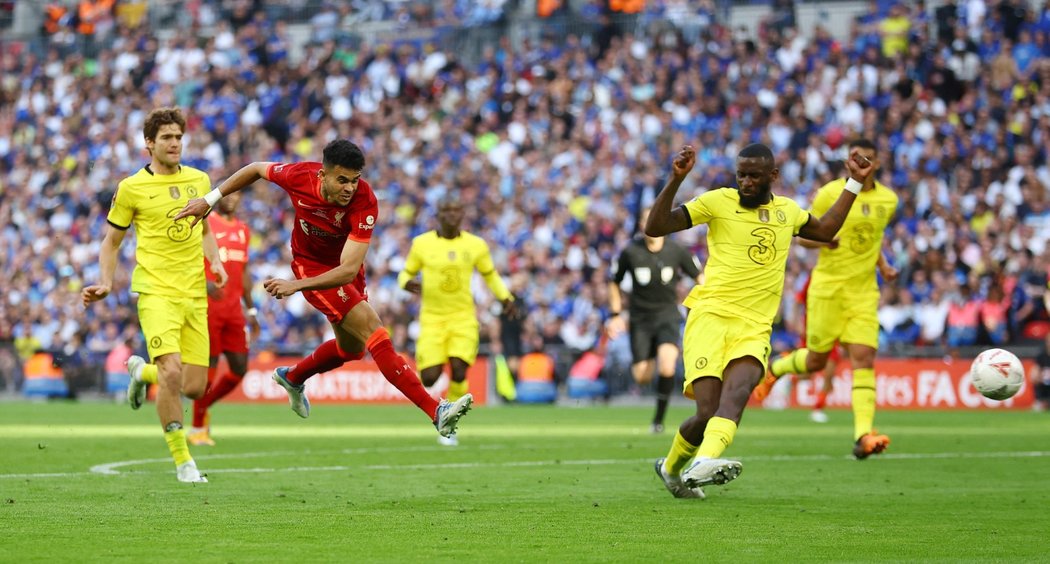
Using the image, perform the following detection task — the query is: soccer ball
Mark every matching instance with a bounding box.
[969,348,1025,401]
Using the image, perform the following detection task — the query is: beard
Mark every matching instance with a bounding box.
[738,184,772,208]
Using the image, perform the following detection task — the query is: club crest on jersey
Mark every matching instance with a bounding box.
[188,187,198,198]
[169,186,181,200]
[862,204,871,216]
[448,251,456,261]
[876,205,886,218]
[776,210,786,224]
[758,209,769,223]
[333,211,346,226]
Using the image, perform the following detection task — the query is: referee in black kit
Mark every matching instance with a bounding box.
[607,208,704,433]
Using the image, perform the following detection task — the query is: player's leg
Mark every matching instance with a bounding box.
[341,300,469,431]
[655,309,719,498]
[189,354,221,446]
[137,294,206,482]
[652,318,684,433]
[810,350,837,423]
[416,320,449,388]
[841,291,888,458]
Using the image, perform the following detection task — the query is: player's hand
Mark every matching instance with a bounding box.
[827,237,840,250]
[502,297,520,319]
[879,263,899,283]
[404,279,421,295]
[845,148,875,183]
[174,198,211,228]
[263,277,299,299]
[81,284,111,307]
[206,280,223,300]
[671,145,696,179]
[606,315,626,339]
[211,262,228,288]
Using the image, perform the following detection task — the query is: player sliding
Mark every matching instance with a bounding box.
[175,139,472,438]
[648,143,873,498]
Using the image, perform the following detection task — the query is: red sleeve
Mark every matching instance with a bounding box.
[348,182,379,244]
[266,162,298,191]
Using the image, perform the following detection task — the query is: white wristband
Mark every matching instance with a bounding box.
[844,178,863,194]
[203,189,223,207]
[246,307,258,317]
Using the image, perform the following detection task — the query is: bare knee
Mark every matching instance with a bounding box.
[632,361,654,385]
[419,366,443,387]
[806,350,831,373]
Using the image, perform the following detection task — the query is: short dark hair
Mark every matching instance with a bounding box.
[848,138,877,153]
[738,143,775,162]
[322,139,365,171]
[143,107,186,142]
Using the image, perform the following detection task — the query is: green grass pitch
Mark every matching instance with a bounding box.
[1,402,1048,562]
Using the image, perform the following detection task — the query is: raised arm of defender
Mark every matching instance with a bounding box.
[796,150,874,242]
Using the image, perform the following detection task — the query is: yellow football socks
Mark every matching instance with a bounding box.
[697,416,737,459]
[852,368,876,440]
[448,380,468,402]
[140,363,159,385]
[771,348,809,377]
[663,430,699,475]
[164,426,193,466]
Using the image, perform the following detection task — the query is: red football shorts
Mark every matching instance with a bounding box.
[208,305,248,357]
[292,258,368,324]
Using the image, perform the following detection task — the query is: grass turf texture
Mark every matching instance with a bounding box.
[1,402,1048,562]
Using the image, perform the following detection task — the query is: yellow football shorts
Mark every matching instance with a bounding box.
[415,315,479,370]
[806,290,880,353]
[137,293,209,367]
[682,309,772,399]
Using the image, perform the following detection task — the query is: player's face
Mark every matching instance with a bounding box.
[147,124,183,169]
[735,157,777,208]
[319,165,361,206]
[437,201,464,231]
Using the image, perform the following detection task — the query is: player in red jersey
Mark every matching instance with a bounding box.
[188,191,260,446]
[175,140,472,437]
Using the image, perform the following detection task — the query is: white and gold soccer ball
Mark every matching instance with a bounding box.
[969,348,1025,401]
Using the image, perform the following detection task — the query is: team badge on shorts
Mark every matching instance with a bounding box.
[694,357,708,370]
[150,336,162,349]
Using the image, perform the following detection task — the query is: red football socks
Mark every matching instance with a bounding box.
[192,370,242,427]
[366,328,439,420]
[287,339,362,385]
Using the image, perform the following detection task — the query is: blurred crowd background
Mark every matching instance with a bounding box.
[2,0,1050,395]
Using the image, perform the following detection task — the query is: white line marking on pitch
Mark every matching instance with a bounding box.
[0,449,1047,480]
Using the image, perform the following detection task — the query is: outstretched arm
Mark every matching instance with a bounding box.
[645,145,696,237]
[796,149,874,242]
[263,239,369,298]
[174,162,275,226]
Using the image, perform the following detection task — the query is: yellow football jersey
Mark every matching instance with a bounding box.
[106,165,211,297]
[681,188,810,326]
[808,178,898,297]
[400,231,510,323]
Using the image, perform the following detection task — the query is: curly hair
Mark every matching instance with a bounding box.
[142,107,186,142]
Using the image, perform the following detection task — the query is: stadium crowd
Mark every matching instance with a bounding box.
[2,0,1050,393]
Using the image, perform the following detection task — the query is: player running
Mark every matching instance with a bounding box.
[398,193,518,446]
[175,139,472,438]
[82,107,226,483]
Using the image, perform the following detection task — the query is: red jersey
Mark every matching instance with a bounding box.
[205,213,250,311]
[266,161,378,267]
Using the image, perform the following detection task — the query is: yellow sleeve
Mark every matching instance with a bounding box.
[476,239,511,301]
[397,237,423,289]
[106,179,135,229]
[793,204,811,236]
[682,189,720,226]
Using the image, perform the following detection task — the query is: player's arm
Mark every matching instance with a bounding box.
[397,240,422,295]
[645,145,696,237]
[263,238,369,298]
[82,225,127,306]
[477,241,518,317]
[243,250,261,340]
[877,251,898,282]
[175,162,276,226]
[797,150,874,242]
[201,220,228,288]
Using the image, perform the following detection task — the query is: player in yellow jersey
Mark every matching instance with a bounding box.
[752,138,899,459]
[648,143,873,498]
[82,107,227,483]
[398,194,517,446]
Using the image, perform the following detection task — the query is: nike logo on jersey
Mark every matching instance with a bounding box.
[734,210,748,214]
[149,194,159,199]
[215,232,227,239]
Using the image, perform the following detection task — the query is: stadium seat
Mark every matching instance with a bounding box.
[515,352,557,403]
[566,350,608,400]
[22,353,69,398]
